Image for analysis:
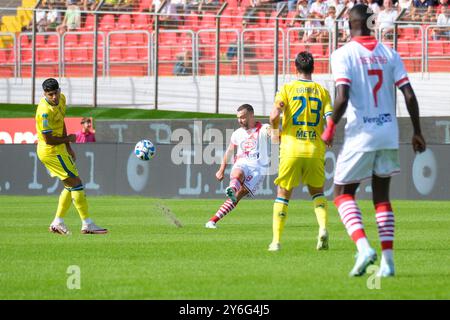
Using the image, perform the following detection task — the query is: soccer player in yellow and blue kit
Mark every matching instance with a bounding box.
[36,78,107,235]
[268,52,332,251]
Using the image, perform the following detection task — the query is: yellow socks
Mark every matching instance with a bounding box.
[55,188,72,218]
[312,193,328,231]
[272,198,289,244]
[70,185,90,220]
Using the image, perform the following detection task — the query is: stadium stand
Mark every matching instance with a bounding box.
[0,0,449,78]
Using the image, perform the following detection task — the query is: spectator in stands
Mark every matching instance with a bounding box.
[75,117,96,143]
[288,0,309,27]
[413,0,433,8]
[84,0,98,11]
[103,0,120,10]
[184,0,201,14]
[377,0,399,40]
[368,0,381,14]
[318,6,336,43]
[422,5,437,22]
[154,0,182,28]
[116,0,137,11]
[437,0,450,11]
[56,0,81,34]
[310,0,329,18]
[397,0,412,11]
[302,12,322,42]
[433,6,450,39]
[173,49,193,76]
[25,1,60,32]
[199,0,221,13]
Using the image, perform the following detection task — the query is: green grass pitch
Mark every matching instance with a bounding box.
[0,196,449,300]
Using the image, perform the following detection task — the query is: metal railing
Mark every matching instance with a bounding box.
[1,5,449,111]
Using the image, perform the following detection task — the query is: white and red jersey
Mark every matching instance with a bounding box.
[331,35,410,152]
[230,122,271,168]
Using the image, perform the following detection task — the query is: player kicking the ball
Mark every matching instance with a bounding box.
[205,104,271,229]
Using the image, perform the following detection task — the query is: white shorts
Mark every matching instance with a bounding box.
[231,162,267,196]
[334,148,400,185]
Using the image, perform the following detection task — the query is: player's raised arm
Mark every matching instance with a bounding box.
[216,142,235,181]
[399,83,426,153]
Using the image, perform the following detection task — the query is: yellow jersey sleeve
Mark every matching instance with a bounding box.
[322,88,333,119]
[36,103,52,134]
[274,84,288,110]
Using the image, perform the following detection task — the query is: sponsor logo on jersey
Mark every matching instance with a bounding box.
[363,113,392,126]
[296,129,317,140]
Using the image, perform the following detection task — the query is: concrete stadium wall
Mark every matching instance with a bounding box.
[0,143,448,199]
[0,73,449,117]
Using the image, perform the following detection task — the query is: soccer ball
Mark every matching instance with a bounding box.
[134,139,155,161]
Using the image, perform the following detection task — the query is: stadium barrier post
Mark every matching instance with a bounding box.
[393,8,406,115]
[31,0,42,106]
[215,2,228,114]
[154,0,168,111]
[274,4,287,97]
[334,7,346,53]
[93,1,105,108]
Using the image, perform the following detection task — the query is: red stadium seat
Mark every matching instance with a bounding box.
[410,42,423,57]
[37,49,58,62]
[139,0,153,12]
[109,48,123,61]
[20,35,31,48]
[0,50,7,64]
[64,33,78,47]
[397,42,410,57]
[36,34,46,47]
[99,14,116,32]
[400,27,416,41]
[128,33,147,46]
[428,41,444,56]
[201,14,216,28]
[160,32,177,45]
[124,47,140,61]
[133,14,150,30]
[72,48,89,62]
[110,33,128,46]
[83,14,95,31]
[117,14,132,30]
[46,34,59,47]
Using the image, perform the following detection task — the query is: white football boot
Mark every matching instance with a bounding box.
[205,221,217,229]
[49,222,71,235]
[268,243,281,252]
[81,222,108,234]
[377,258,395,277]
[316,228,329,250]
[349,248,377,277]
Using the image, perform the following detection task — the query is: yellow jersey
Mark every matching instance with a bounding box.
[275,79,332,158]
[35,93,68,156]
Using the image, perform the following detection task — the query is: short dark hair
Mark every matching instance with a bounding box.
[81,117,92,124]
[295,51,314,74]
[237,104,254,113]
[42,78,59,92]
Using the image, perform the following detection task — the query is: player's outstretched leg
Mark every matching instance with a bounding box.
[205,199,236,229]
[66,181,108,234]
[312,192,329,250]
[269,197,289,251]
[49,187,72,235]
[335,194,376,276]
[375,202,395,277]
[225,176,243,204]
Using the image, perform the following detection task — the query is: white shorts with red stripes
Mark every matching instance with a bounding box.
[334,148,400,185]
[231,162,267,197]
